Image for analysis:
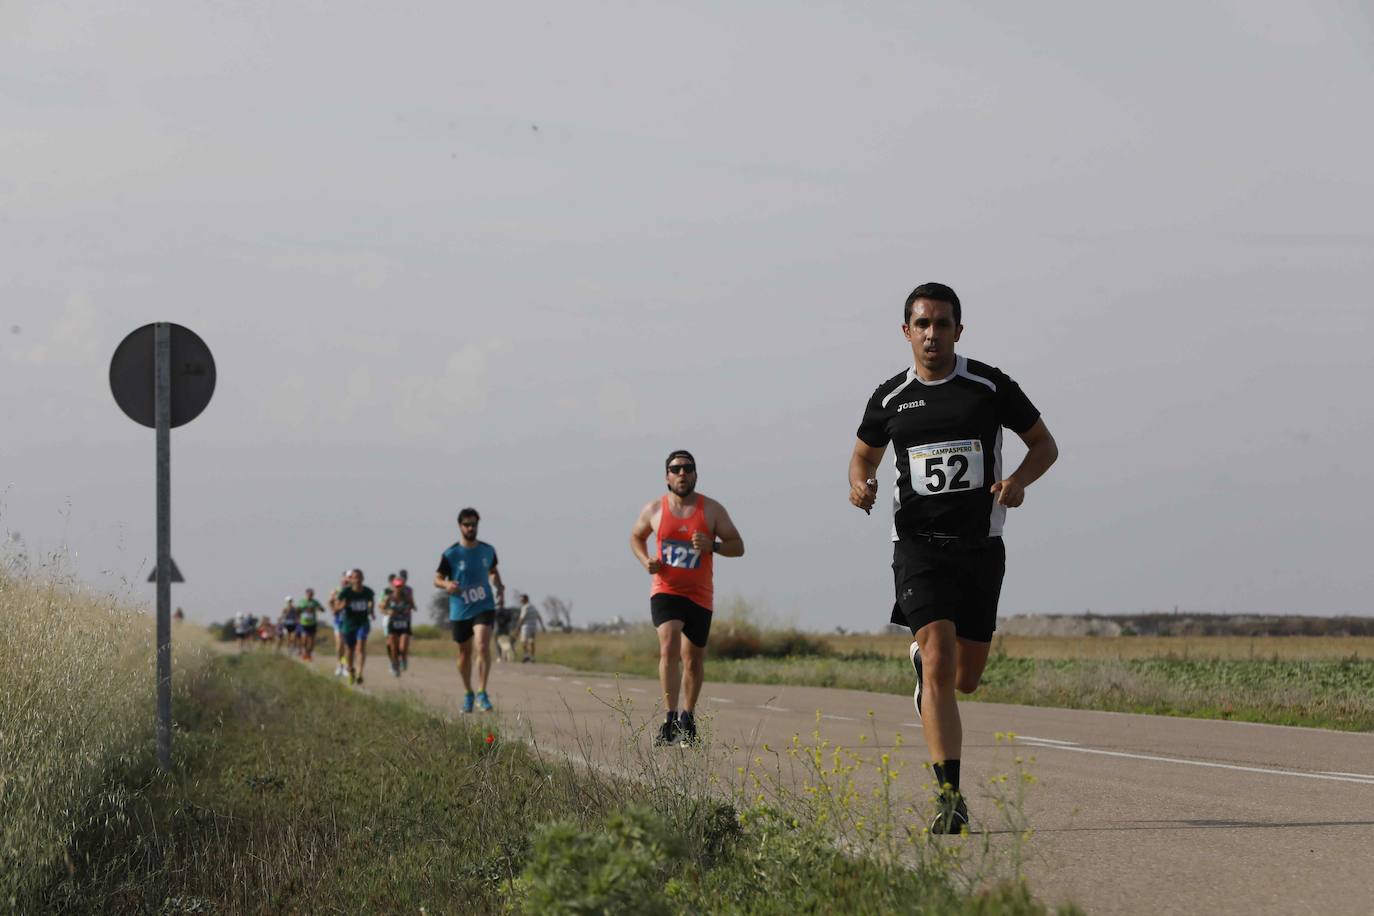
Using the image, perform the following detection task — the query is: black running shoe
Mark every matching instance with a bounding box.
[929,792,969,835]
[654,719,678,747]
[677,713,698,747]
[909,641,923,717]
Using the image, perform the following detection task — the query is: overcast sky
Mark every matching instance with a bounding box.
[3,1,1372,628]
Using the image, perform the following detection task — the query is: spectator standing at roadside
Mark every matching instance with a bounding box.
[516,594,545,663]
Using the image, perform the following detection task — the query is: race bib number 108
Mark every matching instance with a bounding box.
[907,439,984,496]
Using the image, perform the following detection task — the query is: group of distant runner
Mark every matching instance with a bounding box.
[232,573,418,685]
[233,554,548,697]
[234,282,1057,836]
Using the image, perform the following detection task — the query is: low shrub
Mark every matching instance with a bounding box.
[710,597,830,660]
[524,806,685,916]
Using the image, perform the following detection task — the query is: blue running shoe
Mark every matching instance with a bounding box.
[461,691,475,713]
[476,690,493,712]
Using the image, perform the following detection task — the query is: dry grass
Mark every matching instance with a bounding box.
[514,630,1374,663]
[402,604,1374,731]
[459,627,1374,731]
[767,632,1374,662]
[0,561,211,909]
[991,634,1374,661]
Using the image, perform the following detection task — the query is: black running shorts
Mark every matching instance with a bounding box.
[451,610,496,644]
[650,593,713,648]
[889,536,1005,643]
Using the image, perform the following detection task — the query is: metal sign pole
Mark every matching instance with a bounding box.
[110,321,214,772]
[155,323,173,771]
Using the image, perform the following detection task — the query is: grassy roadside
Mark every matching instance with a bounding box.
[441,629,1374,732]
[40,653,1074,915]
[0,566,213,909]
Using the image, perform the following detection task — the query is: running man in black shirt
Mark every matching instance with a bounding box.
[848,282,1058,834]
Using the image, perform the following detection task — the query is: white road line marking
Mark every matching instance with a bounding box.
[1022,743,1374,786]
[705,696,734,703]
[571,679,586,686]
[901,722,923,729]
[627,687,647,694]
[1320,771,1374,781]
[545,676,559,681]
[758,704,790,712]
[596,683,614,689]
[1016,735,1080,746]
[821,714,857,721]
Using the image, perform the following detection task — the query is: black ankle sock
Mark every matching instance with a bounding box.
[666,710,678,723]
[932,760,961,794]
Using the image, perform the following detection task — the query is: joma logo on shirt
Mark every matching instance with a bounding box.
[897,400,926,412]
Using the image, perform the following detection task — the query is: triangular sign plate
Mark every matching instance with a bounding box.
[147,557,185,583]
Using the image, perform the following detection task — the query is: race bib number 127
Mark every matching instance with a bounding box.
[660,539,703,570]
[907,439,984,496]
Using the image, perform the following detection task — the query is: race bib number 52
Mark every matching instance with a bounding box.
[907,439,984,496]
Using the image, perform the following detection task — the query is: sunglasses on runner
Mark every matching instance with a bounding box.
[666,464,696,474]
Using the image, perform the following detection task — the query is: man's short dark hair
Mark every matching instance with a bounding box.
[904,282,962,327]
[457,508,481,524]
[665,449,696,471]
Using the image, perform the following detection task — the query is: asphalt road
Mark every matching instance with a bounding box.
[303,648,1374,915]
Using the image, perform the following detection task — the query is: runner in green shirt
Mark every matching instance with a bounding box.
[332,569,376,686]
[295,588,324,661]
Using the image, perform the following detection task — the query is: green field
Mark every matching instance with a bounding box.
[418,629,1374,732]
[28,653,1074,915]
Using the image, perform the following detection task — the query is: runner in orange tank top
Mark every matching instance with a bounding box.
[630,449,745,747]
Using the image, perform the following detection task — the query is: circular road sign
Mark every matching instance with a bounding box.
[109,324,216,428]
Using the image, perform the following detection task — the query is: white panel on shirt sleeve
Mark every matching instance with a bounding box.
[880,368,918,408]
[988,427,1006,536]
[890,449,901,541]
[955,358,998,392]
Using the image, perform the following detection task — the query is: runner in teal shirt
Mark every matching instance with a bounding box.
[434,508,504,712]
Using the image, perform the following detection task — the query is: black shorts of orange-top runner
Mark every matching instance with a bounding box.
[650,594,711,648]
